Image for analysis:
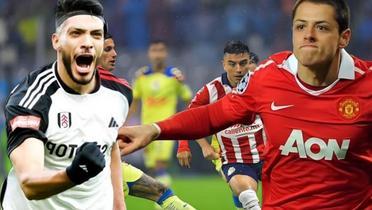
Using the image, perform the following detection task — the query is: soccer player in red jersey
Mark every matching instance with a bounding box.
[177,41,264,210]
[118,0,372,209]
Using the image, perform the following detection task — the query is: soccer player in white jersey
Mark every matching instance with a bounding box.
[1,0,127,209]
[118,0,372,209]
[177,41,263,210]
[98,33,196,210]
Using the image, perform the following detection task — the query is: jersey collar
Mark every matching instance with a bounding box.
[286,49,355,80]
[221,72,233,88]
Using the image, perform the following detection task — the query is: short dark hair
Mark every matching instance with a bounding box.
[249,52,259,64]
[149,39,167,47]
[55,0,105,30]
[223,41,250,55]
[292,0,350,33]
[104,33,113,40]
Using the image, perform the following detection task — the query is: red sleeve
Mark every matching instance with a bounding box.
[189,86,210,108]
[157,73,257,140]
[177,85,210,152]
[177,140,191,153]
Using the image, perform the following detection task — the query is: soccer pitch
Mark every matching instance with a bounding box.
[126,175,262,210]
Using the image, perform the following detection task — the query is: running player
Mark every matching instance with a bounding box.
[130,40,192,186]
[1,0,127,209]
[119,0,372,209]
[177,42,263,210]
[98,33,195,210]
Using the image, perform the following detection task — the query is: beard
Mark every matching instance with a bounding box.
[61,50,96,85]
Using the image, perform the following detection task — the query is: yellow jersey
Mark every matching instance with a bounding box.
[133,66,192,124]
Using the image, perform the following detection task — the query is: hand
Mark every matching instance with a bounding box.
[172,68,185,82]
[117,124,159,155]
[201,144,220,160]
[176,151,192,168]
[66,142,105,185]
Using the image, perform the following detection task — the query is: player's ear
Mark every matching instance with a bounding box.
[52,33,61,50]
[339,28,351,49]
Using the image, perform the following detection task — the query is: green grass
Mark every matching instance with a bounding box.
[126,176,262,210]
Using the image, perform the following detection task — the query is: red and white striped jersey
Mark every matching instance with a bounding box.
[181,72,265,164]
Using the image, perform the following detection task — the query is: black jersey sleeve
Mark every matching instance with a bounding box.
[4,64,56,156]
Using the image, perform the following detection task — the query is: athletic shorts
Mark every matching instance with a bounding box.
[222,162,263,183]
[143,141,175,168]
[122,162,144,196]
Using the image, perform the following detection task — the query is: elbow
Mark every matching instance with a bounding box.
[20,179,45,200]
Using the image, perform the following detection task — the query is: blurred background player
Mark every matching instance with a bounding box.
[98,33,195,210]
[129,40,192,187]
[177,41,264,210]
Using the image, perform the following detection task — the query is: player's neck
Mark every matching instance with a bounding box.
[152,64,166,73]
[57,61,97,94]
[297,53,341,87]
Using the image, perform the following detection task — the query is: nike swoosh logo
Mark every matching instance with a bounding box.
[271,102,294,111]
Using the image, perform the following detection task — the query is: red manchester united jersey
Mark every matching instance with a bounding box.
[157,50,372,209]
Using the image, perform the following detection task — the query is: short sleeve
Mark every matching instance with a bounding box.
[4,76,50,156]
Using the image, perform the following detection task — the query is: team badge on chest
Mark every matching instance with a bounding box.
[58,112,72,128]
[338,98,360,120]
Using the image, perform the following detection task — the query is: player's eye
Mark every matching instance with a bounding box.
[70,31,81,37]
[229,62,236,67]
[92,32,103,39]
[294,24,305,31]
[239,60,248,67]
[104,47,112,52]
[316,25,329,31]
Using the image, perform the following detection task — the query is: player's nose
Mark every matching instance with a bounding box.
[80,34,94,50]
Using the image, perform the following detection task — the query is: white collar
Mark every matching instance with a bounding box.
[285,49,355,80]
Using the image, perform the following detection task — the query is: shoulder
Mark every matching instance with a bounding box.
[165,67,182,77]
[134,66,151,78]
[352,56,372,75]
[98,69,133,105]
[205,75,224,91]
[7,63,59,110]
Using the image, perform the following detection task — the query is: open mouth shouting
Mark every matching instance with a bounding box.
[75,54,94,74]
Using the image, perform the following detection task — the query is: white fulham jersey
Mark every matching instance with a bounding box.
[1,63,132,210]
[189,73,265,164]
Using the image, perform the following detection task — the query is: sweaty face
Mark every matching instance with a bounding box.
[55,15,104,85]
[292,2,348,68]
[148,43,167,67]
[223,53,250,87]
[98,38,117,71]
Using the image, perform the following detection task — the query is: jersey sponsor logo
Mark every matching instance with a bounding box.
[270,102,294,111]
[9,115,41,131]
[338,98,360,120]
[280,129,350,160]
[223,124,261,135]
[45,141,109,158]
[108,117,119,128]
[57,112,71,129]
[235,73,250,94]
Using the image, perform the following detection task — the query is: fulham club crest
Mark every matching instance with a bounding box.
[58,112,72,128]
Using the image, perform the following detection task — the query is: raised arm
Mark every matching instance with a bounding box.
[10,137,74,200]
